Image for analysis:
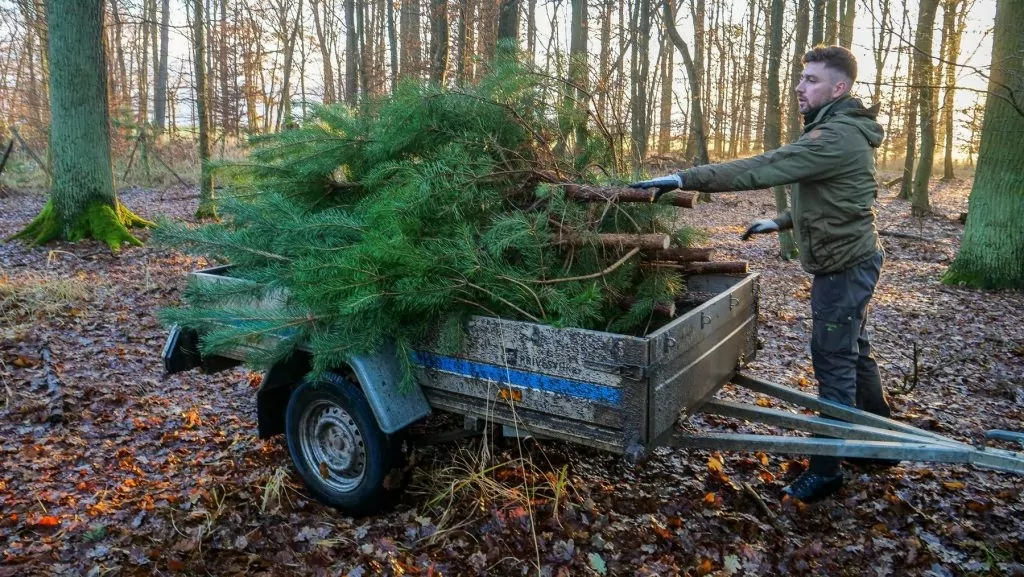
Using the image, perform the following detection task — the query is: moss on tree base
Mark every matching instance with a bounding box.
[6,198,155,251]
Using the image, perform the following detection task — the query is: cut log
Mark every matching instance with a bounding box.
[562,183,696,208]
[40,345,64,424]
[557,233,671,251]
[646,261,749,274]
[641,246,713,262]
[618,296,677,317]
[674,291,719,309]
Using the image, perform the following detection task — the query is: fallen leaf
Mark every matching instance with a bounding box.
[708,456,723,473]
[942,481,965,491]
[696,559,714,575]
[35,516,59,527]
[588,552,607,575]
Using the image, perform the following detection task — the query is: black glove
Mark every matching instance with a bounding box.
[629,174,683,201]
[740,219,780,241]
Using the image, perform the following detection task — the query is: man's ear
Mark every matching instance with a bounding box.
[833,75,851,98]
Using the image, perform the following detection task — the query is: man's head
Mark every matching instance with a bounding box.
[796,45,857,114]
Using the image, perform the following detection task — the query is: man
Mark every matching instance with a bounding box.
[631,45,891,503]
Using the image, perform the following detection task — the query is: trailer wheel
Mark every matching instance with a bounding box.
[285,374,404,515]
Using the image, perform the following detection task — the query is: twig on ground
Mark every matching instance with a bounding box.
[742,481,782,531]
[40,343,65,424]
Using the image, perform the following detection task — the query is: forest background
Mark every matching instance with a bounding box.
[1,0,1023,575]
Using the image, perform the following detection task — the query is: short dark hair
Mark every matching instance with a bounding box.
[802,44,857,83]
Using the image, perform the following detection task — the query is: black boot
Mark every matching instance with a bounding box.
[782,471,844,503]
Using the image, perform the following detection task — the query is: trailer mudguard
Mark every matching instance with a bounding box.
[346,343,432,433]
[256,344,431,437]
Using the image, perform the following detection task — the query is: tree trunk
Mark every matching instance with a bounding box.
[345,0,358,104]
[276,0,303,130]
[765,0,796,259]
[824,0,837,44]
[911,0,939,216]
[630,0,651,175]
[741,0,757,153]
[899,53,918,200]
[788,0,810,143]
[497,0,520,47]
[658,36,673,153]
[526,0,536,58]
[430,0,449,83]
[664,0,708,166]
[569,0,588,154]
[455,0,471,86]
[10,0,152,250]
[941,0,966,180]
[811,0,825,45]
[312,0,337,103]
[838,0,854,48]
[400,0,421,79]
[194,0,216,219]
[387,0,398,89]
[597,0,613,119]
[944,0,1024,288]
[154,0,170,132]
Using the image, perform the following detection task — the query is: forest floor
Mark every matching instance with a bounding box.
[1,178,1022,577]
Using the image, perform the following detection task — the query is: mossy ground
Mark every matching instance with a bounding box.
[6,198,154,251]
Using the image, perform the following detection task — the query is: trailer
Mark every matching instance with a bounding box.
[163,266,1024,515]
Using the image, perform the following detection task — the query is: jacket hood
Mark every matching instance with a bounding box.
[808,96,885,148]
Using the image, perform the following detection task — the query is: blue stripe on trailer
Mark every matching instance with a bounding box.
[411,352,623,406]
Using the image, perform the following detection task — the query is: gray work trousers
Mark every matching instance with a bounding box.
[808,251,889,475]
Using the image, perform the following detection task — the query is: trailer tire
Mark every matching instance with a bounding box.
[285,373,404,515]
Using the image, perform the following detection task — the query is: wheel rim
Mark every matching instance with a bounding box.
[297,399,367,492]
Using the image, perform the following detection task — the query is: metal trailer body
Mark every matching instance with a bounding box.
[411,273,759,459]
[165,266,759,458]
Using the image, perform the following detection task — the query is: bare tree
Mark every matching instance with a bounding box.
[154,0,169,132]
[429,0,449,83]
[193,0,216,218]
[911,0,939,216]
[664,0,708,166]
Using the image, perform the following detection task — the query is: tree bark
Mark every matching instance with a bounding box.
[569,0,588,154]
[838,0,855,48]
[630,0,651,174]
[788,0,810,143]
[345,0,358,104]
[154,0,170,132]
[400,0,421,79]
[941,0,966,180]
[944,0,1024,288]
[664,0,708,167]
[765,0,797,259]
[824,0,837,44]
[562,184,696,208]
[658,35,673,153]
[911,0,939,216]
[194,0,216,219]
[899,54,918,200]
[558,233,671,251]
[811,0,825,45]
[498,0,520,47]
[429,0,449,83]
[312,0,337,103]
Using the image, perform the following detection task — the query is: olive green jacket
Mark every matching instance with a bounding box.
[677,96,885,275]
